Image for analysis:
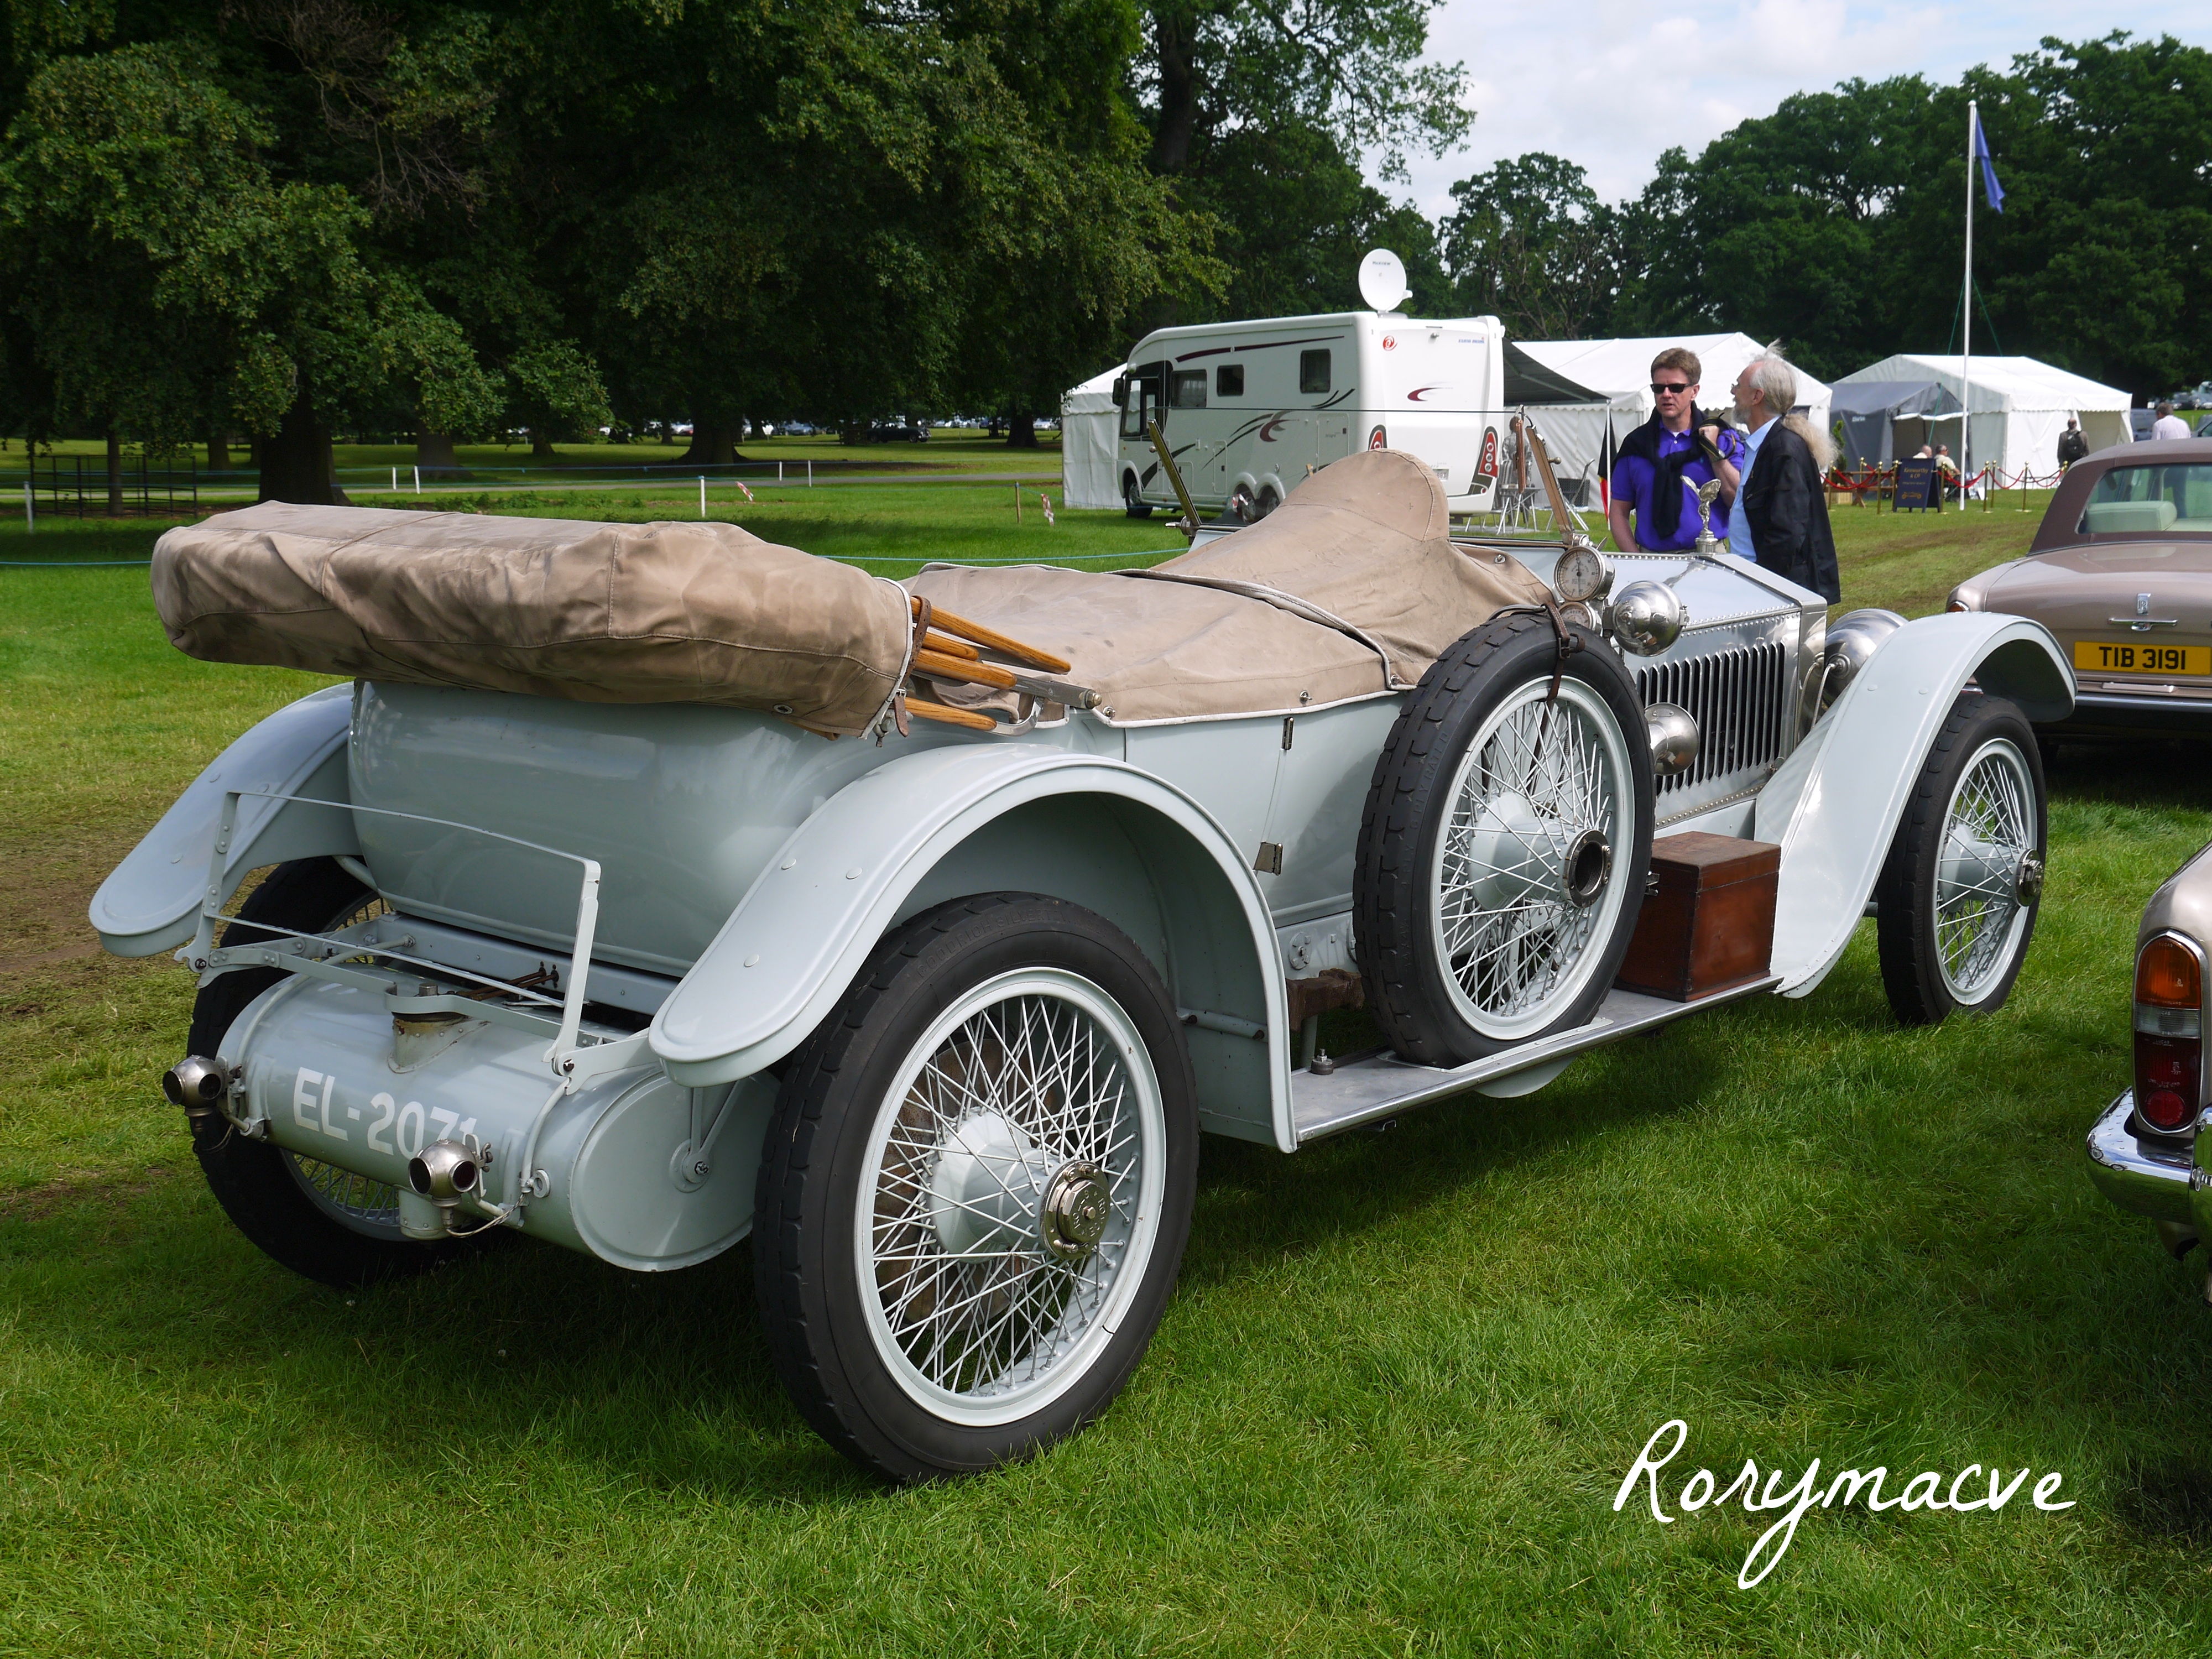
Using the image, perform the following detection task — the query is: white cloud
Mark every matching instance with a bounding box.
[1392,0,2212,214]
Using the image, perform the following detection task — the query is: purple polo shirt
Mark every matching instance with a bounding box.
[1610,425,1745,551]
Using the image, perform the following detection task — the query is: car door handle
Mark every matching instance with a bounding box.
[2110,617,2181,629]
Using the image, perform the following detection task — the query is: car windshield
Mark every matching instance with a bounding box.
[2079,463,2212,536]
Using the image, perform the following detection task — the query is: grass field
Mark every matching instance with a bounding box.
[6,494,2212,1655]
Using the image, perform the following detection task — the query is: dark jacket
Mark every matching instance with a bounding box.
[2057,427,2089,465]
[1740,421,1841,603]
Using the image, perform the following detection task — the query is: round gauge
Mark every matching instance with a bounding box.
[1553,544,1613,603]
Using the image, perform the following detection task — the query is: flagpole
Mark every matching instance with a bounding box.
[1962,100,1975,497]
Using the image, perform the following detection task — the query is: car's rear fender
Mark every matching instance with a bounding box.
[648,744,1295,1151]
[89,685,359,957]
[1755,613,2073,996]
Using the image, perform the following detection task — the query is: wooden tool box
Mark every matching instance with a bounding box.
[1615,832,1781,1001]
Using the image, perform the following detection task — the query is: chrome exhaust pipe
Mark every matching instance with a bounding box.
[162,1055,233,1138]
[404,1139,482,1239]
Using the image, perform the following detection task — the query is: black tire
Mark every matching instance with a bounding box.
[1253,484,1281,520]
[185,858,492,1290]
[1355,614,1654,1066]
[1122,473,1152,518]
[754,894,1198,1481]
[1875,692,2047,1025]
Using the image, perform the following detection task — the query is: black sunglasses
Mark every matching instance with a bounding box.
[1650,381,1694,395]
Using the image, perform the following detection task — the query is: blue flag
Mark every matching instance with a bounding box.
[1972,111,2005,213]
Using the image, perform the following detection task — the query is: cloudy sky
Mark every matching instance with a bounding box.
[1395,0,2212,213]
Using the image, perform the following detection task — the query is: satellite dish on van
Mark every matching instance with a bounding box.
[1359,248,1409,314]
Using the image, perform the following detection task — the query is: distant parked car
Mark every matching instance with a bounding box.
[2132,410,2159,443]
[1948,437,2212,739]
[868,421,930,443]
[2085,840,2212,1287]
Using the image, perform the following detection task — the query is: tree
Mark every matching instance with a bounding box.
[1439,153,1621,338]
[1133,1,1468,327]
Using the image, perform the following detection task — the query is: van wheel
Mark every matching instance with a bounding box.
[1876,694,2046,1024]
[754,894,1197,1481]
[1253,484,1282,519]
[1122,475,1152,518]
[1355,614,1653,1065]
[184,859,495,1289]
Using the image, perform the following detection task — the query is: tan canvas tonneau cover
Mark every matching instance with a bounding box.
[153,451,1546,731]
[152,504,913,735]
[907,449,1549,722]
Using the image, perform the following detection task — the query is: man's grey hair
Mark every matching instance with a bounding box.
[1745,354,1798,416]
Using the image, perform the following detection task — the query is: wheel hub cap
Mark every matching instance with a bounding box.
[927,1112,1055,1259]
[2013,852,2046,906]
[1041,1162,1110,1262]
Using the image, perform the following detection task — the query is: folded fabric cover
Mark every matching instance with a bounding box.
[152,451,1548,731]
[152,504,912,735]
[907,448,1550,721]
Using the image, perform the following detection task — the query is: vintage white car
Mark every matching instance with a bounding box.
[93,449,2070,1479]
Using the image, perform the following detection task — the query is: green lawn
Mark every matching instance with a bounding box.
[5,500,2212,1654]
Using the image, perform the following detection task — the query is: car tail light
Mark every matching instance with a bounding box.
[2134,933,2203,1133]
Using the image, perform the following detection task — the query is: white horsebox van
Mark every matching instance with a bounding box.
[1114,253,1507,523]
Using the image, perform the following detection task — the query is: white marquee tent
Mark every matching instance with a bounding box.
[1512,333,1833,489]
[1061,364,1125,509]
[1834,354,2132,482]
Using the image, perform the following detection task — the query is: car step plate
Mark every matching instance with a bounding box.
[1291,976,1780,1143]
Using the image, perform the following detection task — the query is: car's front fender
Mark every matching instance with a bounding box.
[89,684,359,957]
[1755,612,2073,996]
[648,743,1296,1149]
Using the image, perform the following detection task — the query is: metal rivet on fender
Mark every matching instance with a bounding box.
[743,954,760,967]
[780,857,796,870]
[846,867,863,879]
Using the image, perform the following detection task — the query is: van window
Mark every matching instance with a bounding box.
[1215,363,1244,398]
[1171,369,1208,409]
[1300,349,1331,394]
[1121,364,1164,439]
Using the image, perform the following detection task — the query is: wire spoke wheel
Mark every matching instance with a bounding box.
[1933,738,2036,1001]
[1876,696,2047,1025]
[754,894,1197,1480]
[1357,614,1652,1066]
[1429,678,1632,1042]
[281,1154,405,1239]
[857,969,1165,1425]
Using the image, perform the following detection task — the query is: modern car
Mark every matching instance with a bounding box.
[2085,840,2212,1294]
[95,449,2068,1480]
[867,420,930,443]
[1948,437,2212,739]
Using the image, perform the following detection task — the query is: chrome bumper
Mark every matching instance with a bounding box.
[2052,690,2212,736]
[2085,1090,2203,1225]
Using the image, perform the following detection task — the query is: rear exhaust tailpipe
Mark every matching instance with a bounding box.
[162,1056,232,1135]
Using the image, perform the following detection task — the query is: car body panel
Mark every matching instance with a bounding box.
[88,684,359,956]
[1755,613,2072,996]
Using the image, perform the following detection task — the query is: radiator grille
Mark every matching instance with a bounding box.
[1636,639,1791,800]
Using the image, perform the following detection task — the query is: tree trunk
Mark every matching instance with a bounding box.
[206,431,230,472]
[257,385,350,506]
[106,427,124,513]
[1149,7,1198,176]
[838,419,870,446]
[1006,403,1038,450]
[530,430,557,460]
[416,431,457,469]
[678,420,741,467]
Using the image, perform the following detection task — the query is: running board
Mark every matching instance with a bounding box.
[1291,977,1781,1143]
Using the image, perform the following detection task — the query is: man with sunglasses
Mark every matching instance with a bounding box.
[1606,348,1745,553]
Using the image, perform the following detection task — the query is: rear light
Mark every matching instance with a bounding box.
[2134,933,2203,1134]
